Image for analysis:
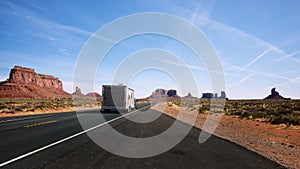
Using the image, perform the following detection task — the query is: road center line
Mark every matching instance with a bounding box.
[0,109,141,167]
[23,120,58,128]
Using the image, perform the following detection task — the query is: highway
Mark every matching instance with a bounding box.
[0,108,285,169]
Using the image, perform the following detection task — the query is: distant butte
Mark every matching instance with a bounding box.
[264,88,291,100]
[183,92,197,99]
[149,88,181,99]
[71,86,102,98]
[71,86,85,96]
[0,66,70,98]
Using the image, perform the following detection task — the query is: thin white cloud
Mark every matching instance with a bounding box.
[287,76,300,84]
[223,61,294,82]
[190,1,213,27]
[203,19,287,55]
[162,59,236,78]
[34,33,57,41]
[259,72,291,81]
[278,76,300,86]
[24,15,92,37]
[237,48,271,74]
[164,1,297,80]
[25,13,118,45]
[274,50,300,62]
[2,1,93,38]
[191,3,201,24]
[240,73,254,83]
[176,1,299,90]
[162,59,206,71]
[227,73,254,87]
[172,1,285,57]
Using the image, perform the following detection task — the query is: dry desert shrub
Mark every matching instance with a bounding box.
[166,99,300,125]
[0,97,102,114]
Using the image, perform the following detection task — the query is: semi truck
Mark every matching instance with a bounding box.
[101,84,135,112]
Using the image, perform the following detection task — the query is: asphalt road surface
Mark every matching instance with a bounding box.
[0,108,285,169]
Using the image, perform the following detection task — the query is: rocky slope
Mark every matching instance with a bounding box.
[0,66,70,98]
[86,92,102,98]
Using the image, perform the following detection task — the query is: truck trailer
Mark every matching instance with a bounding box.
[101,85,135,112]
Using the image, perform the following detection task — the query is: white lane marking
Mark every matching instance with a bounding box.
[0,109,140,167]
[0,114,56,124]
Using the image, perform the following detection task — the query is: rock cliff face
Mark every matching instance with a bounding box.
[8,66,63,90]
[0,66,70,98]
[150,88,167,99]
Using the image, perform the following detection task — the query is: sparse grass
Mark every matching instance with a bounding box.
[166,99,300,125]
[224,100,300,125]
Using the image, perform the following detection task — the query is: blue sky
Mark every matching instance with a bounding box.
[0,0,299,99]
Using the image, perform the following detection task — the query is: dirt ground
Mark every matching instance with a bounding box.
[151,103,300,169]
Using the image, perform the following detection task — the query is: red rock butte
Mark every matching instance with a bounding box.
[0,66,70,98]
